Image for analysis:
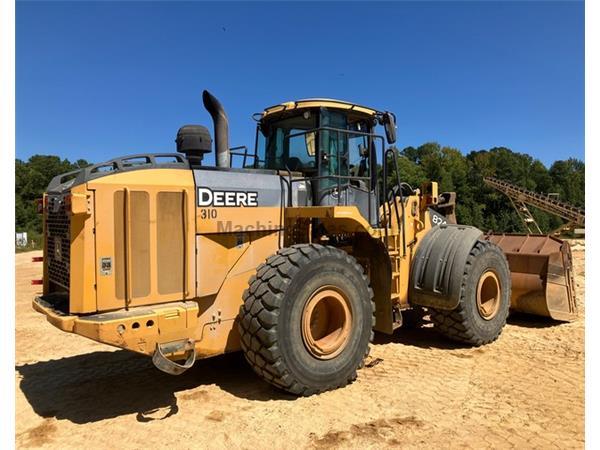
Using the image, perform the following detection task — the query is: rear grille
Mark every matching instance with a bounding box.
[46,195,70,290]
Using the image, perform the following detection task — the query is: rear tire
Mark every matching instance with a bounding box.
[238,244,374,396]
[430,240,510,346]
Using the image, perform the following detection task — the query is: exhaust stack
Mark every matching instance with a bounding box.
[202,90,230,168]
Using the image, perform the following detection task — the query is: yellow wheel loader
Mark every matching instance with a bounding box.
[32,91,577,395]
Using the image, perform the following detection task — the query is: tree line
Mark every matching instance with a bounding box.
[15,144,584,247]
[15,156,89,248]
[386,143,584,233]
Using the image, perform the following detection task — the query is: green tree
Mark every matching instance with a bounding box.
[549,158,585,207]
[15,155,90,246]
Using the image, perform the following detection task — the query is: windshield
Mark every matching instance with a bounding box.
[256,112,318,171]
[254,108,373,184]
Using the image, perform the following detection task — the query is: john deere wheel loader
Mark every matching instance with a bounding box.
[32,91,578,395]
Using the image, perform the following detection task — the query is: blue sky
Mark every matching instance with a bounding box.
[16,1,584,167]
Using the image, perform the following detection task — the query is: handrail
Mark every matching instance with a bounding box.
[285,126,383,141]
[229,146,257,168]
[281,127,385,226]
[47,153,189,193]
[385,148,407,256]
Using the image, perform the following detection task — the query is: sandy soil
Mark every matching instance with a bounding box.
[15,243,585,449]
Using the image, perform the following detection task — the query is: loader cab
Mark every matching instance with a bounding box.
[252,99,391,224]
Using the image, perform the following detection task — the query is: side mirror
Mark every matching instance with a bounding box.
[382,112,397,144]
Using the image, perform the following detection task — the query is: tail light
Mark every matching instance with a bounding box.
[35,198,45,214]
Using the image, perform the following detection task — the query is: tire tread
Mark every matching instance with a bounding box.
[238,244,375,395]
[430,240,510,346]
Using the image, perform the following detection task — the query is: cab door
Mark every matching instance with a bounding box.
[317,110,377,224]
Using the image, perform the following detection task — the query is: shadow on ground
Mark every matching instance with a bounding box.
[16,350,294,425]
[374,324,468,350]
[16,313,564,424]
[375,312,565,349]
[16,326,456,425]
[507,312,563,328]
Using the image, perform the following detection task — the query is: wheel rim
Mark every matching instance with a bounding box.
[476,270,501,320]
[302,286,353,360]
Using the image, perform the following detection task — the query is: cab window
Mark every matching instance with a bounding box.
[319,109,371,189]
[257,112,317,171]
[255,108,372,183]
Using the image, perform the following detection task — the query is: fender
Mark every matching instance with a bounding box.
[409,224,483,310]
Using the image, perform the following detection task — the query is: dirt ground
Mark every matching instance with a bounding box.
[15,242,585,449]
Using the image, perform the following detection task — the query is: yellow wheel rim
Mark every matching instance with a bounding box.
[301,286,353,359]
[476,270,501,320]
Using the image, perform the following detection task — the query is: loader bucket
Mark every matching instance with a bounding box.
[484,233,578,322]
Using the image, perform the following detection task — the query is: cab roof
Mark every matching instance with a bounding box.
[261,98,381,119]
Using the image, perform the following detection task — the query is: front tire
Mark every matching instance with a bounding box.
[430,240,510,346]
[238,244,374,396]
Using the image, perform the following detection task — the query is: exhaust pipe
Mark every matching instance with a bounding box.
[202,90,230,168]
